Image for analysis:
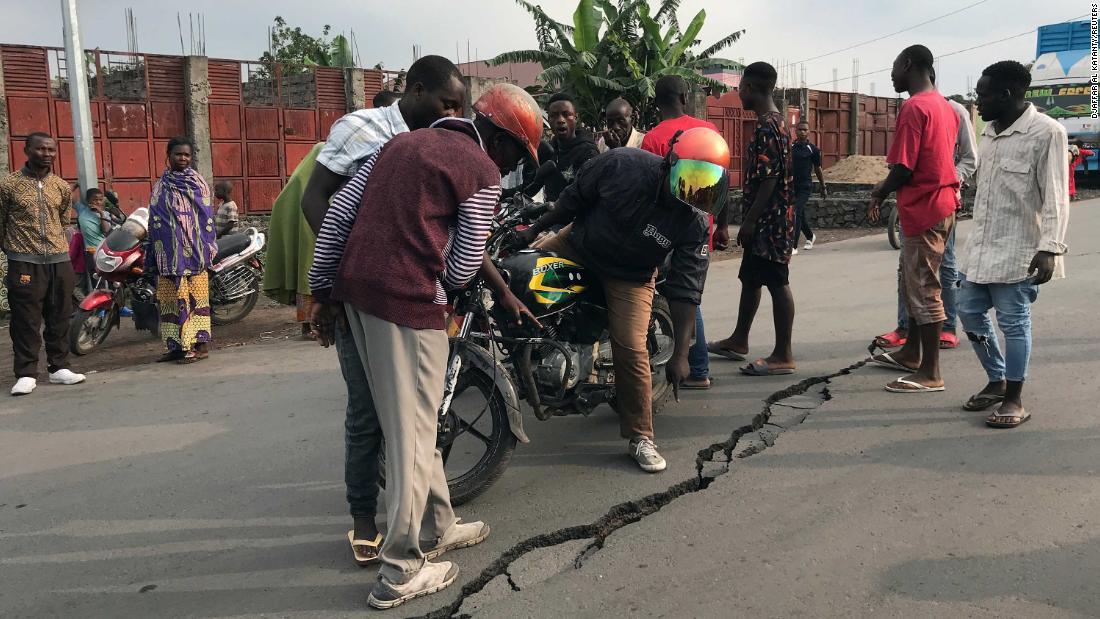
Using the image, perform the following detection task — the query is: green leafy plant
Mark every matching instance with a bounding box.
[260,16,356,72]
[492,0,744,127]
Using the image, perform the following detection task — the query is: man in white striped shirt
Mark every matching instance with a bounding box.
[959,60,1069,429]
[311,84,544,609]
[297,55,467,570]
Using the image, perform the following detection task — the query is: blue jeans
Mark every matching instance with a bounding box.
[688,304,709,379]
[897,225,957,332]
[335,317,383,519]
[957,275,1039,382]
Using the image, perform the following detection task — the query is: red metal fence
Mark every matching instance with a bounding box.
[706,88,901,177]
[3,45,186,212]
[3,45,386,213]
[206,59,351,213]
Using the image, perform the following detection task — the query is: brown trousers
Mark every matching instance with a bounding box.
[6,260,75,378]
[535,225,655,439]
[900,214,955,326]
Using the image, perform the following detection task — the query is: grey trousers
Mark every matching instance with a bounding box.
[344,305,457,583]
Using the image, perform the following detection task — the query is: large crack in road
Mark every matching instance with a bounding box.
[420,358,868,619]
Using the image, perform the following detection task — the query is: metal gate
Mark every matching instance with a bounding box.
[207,60,354,213]
[2,45,186,212]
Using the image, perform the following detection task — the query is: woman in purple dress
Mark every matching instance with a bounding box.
[148,137,217,364]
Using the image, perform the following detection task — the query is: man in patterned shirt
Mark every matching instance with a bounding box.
[0,132,86,395]
[710,62,798,376]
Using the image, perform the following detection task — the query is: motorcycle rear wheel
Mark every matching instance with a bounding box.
[888,206,902,250]
[211,289,258,326]
[379,359,517,506]
[70,307,115,355]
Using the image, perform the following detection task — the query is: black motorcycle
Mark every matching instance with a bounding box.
[386,174,676,505]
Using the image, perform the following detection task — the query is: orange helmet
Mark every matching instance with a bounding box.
[667,127,731,216]
[473,83,543,164]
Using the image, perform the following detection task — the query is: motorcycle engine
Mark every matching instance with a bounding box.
[132,277,157,304]
[534,342,596,394]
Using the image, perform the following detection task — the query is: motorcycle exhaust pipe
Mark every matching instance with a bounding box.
[517,343,550,421]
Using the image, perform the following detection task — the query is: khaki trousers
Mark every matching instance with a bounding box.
[344,306,457,583]
[535,226,655,439]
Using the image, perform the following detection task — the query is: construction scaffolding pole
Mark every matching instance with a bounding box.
[60,0,97,193]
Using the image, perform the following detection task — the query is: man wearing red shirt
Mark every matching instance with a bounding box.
[641,75,721,391]
[869,44,960,393]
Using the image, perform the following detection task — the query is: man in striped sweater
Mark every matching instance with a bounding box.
[310,83,544,609]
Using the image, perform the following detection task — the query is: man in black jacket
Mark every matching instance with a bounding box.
[514,127,730,473]
[526,92,599,201]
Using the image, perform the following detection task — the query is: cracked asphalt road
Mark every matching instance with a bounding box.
[2,202,1097,618]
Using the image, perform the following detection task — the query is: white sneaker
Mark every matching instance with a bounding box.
[630,437,667,473]
[804,234,816,250]
[48,369,86,385]
[368,560,459,609]
[424,520,490,560]
[11,377,36,396]
[791,249,799,255]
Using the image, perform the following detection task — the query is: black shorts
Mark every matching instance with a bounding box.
[738,251,790,288]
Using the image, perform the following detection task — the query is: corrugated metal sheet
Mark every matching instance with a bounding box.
[1,46,49,93]
[315,67,345,108]
[208,60,242,104]
[146,55,185,102]
[363,69,384,108]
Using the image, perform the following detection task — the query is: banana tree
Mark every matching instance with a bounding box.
[492,0,744,128]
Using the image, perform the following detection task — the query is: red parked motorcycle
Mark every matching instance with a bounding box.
[70,207,266,355]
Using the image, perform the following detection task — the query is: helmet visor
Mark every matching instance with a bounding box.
[669,158,730,216]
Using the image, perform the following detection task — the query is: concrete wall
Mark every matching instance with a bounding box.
[0,52,8,178]
[345,67,367,112]
[463,76,508,117]
[183,56,213,184]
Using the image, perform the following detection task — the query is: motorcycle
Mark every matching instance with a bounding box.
[70,207,266,355]
[386,167,676,505]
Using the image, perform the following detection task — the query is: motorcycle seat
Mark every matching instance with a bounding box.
[214,233,250,263]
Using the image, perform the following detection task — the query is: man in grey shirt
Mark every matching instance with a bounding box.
[874,71,977,352]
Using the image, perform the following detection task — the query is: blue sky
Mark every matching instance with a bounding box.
[0,0,1087,97]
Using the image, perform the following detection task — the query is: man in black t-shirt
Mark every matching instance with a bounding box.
[790,120,828,252]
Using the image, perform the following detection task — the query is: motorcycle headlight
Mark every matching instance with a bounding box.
[96,251,122,272]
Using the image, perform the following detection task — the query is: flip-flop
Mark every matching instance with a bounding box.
[963,393,1004,411]
[740,359,795,376]
[871,352,918,372]
[680,377,712,390]
[986,408,1031,429]
[707,341,746,361]
[885,377,946,393]
[348,530,382,567]
[939,332,959,349]
[873,331,907,349]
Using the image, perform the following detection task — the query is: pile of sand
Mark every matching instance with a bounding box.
[823,155,889,184]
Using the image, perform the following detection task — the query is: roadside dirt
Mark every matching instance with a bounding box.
[822,155,889,183]
[0,300,304,376]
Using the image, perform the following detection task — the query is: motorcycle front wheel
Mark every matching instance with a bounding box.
[70,307,115,355]
[379,356,517,506]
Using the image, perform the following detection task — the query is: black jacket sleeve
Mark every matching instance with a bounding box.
[659,212,710,305]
